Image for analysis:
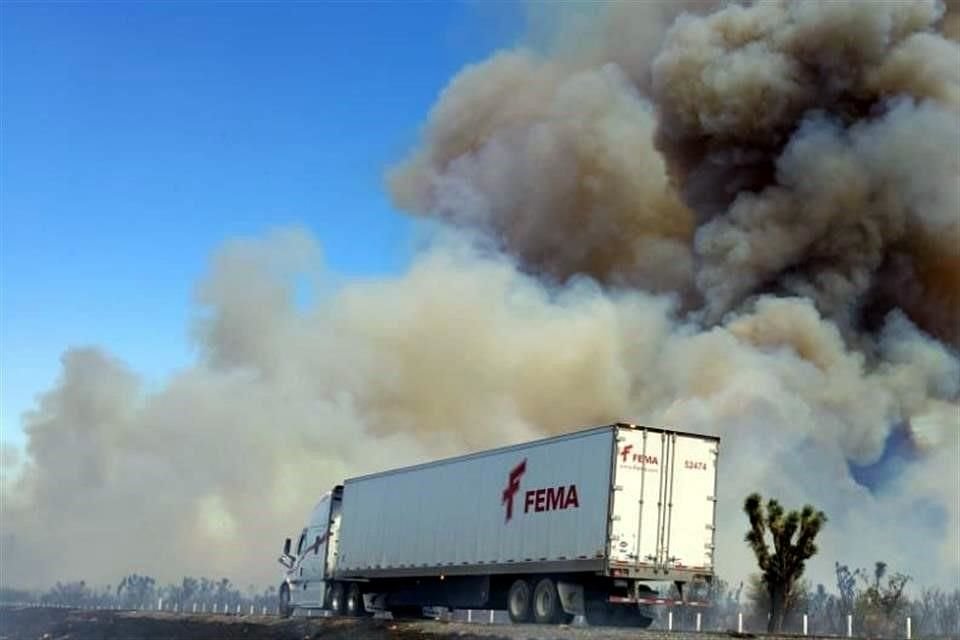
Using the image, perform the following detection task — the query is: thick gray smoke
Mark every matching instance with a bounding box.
[2,0,958,592]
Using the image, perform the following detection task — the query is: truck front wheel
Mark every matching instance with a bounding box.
[278,583,293,618]
[507,578,533,624]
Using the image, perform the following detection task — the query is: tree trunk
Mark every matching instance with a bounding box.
[768,585,787,633]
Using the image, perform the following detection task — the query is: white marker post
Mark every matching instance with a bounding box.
[803,613,808,635]
[158,598,163,611]
[696,612,702,632]
[738,612,743,633]
[847,614,853,637]
[489,609,494,623]
[907,616,912,640]
[668,610,673,631]
[467,610,472,623]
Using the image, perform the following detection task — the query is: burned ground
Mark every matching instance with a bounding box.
[0,606,786,640]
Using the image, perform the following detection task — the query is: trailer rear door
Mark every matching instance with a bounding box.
[608,427,718,574]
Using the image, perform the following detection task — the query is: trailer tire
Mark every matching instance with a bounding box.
[532,578,563,624]
[328,582,345,615]
[345,583,365,617]
[278,583,293,618]
[507,578,533,624]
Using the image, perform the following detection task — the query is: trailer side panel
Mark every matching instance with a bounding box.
[335,427,615,578]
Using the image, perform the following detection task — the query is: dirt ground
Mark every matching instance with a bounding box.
[0,606,749,640]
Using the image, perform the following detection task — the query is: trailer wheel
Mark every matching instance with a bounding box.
[345,583,365,617]
[507,578,533,624]
[328,582,345,615]
[532,577,563,624]
[278,583,293,618]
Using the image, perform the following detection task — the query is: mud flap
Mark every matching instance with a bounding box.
[556,581,585,616]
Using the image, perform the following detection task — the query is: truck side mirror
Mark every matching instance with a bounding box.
[283,538,291,556]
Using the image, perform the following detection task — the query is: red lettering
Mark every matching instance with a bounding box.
[518,484,582,516]
[547,487,564,511]
[564,484,579,509]
[524,490,535,513]
[502,459,527,522]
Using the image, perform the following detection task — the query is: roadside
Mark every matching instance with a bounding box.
[0,607,762,640]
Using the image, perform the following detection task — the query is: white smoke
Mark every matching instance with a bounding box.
[2,0,958,593]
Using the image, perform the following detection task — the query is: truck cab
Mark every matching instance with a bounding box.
[277,486,343,616]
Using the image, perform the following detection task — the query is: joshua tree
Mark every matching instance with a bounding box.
[743,493,827,632]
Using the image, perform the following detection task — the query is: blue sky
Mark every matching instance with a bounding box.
[0,1,523,448]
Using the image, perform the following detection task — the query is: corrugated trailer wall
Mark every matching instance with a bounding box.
[335,427,617,577]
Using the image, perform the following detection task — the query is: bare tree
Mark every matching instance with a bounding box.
[857,562,911,637]
[910,587,960,637]
[743,492,827,633]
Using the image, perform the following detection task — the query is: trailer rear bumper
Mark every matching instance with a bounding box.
[606,562,713,582]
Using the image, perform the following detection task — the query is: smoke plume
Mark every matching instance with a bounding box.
[2,0,958,592]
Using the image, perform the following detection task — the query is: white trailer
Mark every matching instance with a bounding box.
[277,422,719,626]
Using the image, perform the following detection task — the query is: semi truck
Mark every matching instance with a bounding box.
[276,422,719,626]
